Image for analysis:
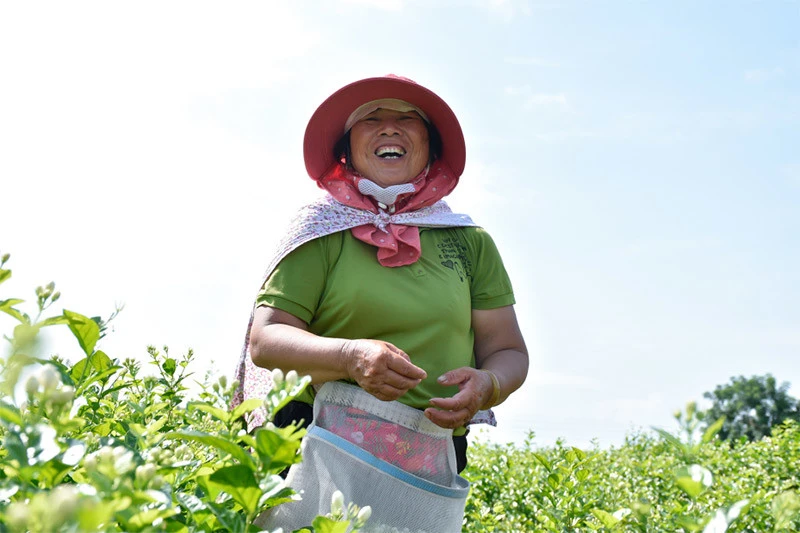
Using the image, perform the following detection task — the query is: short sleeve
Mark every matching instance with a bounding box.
[255,235,336,324]
[467,228,516,310]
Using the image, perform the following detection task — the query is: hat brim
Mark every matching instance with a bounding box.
[303,76,466,181]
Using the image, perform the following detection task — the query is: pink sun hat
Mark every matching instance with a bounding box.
[303,74,466,181]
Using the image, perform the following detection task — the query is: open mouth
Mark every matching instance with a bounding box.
[375,145,406,159]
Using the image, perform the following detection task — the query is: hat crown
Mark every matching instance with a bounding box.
[304,75,466,182]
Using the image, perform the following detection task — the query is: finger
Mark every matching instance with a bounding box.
[424,407,472,429]
[428,396,464,410]
[386,354,427,380]
[436,367,472,386]
[380,369,424,391]
[384,343,412,361]
[368,383,408,402]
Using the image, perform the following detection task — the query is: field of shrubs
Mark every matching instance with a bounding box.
[1,254,798,532]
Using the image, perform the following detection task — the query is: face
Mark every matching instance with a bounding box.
[349,108,430,187]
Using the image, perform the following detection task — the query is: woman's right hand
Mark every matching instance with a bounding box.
[341,339,427,401]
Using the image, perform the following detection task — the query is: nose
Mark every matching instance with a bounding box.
[377,118,401,136]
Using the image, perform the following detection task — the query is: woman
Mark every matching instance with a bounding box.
[232,74,528,531]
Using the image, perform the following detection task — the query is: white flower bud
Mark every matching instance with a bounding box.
[50,485,80,520]
[97,446,115,463]
[330,490,345,516]
[175,444,192,461]
[219,375,228,389]
[25,375,40,397]
[51,386,75,406]
[113,449,135,474]
[355,505,372,526]
[136,463,157,484]
[38,365,61,393]
[83,454,98,472]
[271,368,284,387]
[285,370,298,389]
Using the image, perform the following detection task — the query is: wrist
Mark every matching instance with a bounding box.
[479,369,501,410]
[338,339,356,380]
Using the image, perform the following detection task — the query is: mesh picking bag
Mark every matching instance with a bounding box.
[261,382,470,532]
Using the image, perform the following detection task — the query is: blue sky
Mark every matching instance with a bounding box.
[2,0,798,448]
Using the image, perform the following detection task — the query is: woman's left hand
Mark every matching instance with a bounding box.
[424,367,494,429]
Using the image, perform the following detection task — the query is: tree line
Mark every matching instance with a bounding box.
[699,373,800,442]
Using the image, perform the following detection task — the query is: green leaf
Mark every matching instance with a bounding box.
[254,425,304,472]
[0,401,22,426]
[2,431,30,466]
[258,474,297,510]
[208,465,262,516]
[0,269,10,285]
[77,497,127,531]
[0,298,26,323]
[231,398,264,422]
[39,315,69,327]
[188,402,231,424]
[162,357,177,376]
[771,491,800,530]
[546,473,561,490]
[70,350,115,382]
[167,431,255,469]
[674,465,713,499]
[652,427,690,458]
[591,509,620,528]
[570,447,587,461]
[206,501,246,533]
[64,309,100,356]
[700,416,726,445]
[311,515,351,533]
[532,452,552,472]
[121,508,180,531]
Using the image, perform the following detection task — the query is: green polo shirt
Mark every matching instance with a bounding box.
[257,226,515,429]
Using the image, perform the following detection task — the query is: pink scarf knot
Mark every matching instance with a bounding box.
[317,161,458,267]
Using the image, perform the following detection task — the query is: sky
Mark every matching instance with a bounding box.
[2,0,798,449]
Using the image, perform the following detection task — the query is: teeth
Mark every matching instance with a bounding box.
[376,146,406,157]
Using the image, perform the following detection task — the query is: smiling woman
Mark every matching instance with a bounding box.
[349,108,430,187]
[231,74,528,532]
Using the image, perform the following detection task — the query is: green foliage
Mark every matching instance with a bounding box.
[699,374,800,443]
[0,254,371,533]
[4,252,799,533]
[465,404,800,532]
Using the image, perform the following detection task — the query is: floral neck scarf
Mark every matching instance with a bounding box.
[317,160,458,267]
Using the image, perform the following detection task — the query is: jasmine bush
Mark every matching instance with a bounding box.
[2,252,798,532]
[0,253,368,533]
